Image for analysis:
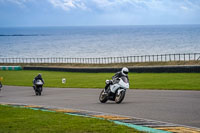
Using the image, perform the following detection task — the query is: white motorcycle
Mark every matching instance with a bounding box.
[99,76,129,104]
[33,80,44,96]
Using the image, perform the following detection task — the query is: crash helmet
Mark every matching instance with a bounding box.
[121,67,129,76]
[37,73,42,78]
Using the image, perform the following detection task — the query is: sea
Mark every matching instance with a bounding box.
[0,25,200,58]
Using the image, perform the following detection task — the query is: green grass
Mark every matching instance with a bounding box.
[0,70,200,90]
[0,105,140,133]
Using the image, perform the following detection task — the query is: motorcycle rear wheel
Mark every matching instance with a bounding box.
[99,90,108,103]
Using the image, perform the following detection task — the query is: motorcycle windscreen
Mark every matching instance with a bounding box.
[36,80,43,85]
[121,77,129,83]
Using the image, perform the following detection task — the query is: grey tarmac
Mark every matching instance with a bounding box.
[0,86,200,128]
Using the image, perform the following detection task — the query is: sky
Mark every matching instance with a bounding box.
[0,0,200,27]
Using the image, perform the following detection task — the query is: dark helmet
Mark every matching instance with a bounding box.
[37,73,42,78]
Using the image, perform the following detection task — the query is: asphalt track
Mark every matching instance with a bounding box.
[0,86,200,128]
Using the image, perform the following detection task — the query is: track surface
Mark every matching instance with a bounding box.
[0,86,200,128]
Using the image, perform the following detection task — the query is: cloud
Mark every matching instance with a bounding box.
[181,6,189,11]
[1,0,200,26]
[0,0,30,5]
[2,0,200,12]
[48,0,87,11]
[0,0,33,8]
[45,0,200,15]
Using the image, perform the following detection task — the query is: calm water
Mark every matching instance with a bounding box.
[0,25,200,58]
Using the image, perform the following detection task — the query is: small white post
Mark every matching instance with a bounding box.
[62,78,66,84]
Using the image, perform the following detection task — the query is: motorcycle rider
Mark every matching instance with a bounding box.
[105,67,129,93]
[0,81,2,91]
[0,77,3,91]
[33,74,44,91]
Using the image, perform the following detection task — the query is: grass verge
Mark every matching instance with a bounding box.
[0,105,140,133]
[0,70,200,90]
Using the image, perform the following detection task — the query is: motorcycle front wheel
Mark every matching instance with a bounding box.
[35,91,39,96]
[99,90,108,103]
[38,87,42,96]
[35,88,41,96]
[115,90,125,104]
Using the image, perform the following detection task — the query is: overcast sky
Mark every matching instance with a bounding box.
[0,0,200,27]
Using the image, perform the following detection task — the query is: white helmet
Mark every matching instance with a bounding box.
[121,67,129,76]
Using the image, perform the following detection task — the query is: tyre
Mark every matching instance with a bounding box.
[99,90,108,103]
[115,90,125,104]
[38,87,42,96]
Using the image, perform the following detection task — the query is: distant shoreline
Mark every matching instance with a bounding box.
[1,24,200,28]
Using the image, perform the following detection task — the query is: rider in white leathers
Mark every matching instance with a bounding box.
[105,67,129,93]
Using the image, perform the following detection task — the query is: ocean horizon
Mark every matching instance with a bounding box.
[0,25,200,58]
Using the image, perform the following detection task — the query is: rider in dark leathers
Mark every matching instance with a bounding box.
[0,81,2,91]
[33,74,44,91]
[0,77,3,91]
[105,67,129,92]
